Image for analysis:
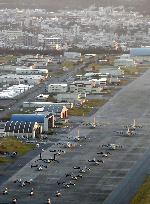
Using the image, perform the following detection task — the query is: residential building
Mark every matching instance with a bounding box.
[69,81,92,94]
[48,84,68,93]
[16,68,48,76]
[0,74,45,85]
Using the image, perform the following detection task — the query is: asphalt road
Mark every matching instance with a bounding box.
[1,69,150,204]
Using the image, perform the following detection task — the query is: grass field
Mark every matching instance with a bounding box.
[84,99,107,107]
[121,67,147,75]
[130,176,150,204]
[68,99,107,116]
[68,106,93,116]
[0,55,17,64]
[0,137,35,163]
[61,61,75,69]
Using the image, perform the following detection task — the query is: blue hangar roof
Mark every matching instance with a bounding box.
[130,48,150,57]
[11,114,45,123]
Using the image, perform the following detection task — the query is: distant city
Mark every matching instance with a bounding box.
[0,2,150,204]
[0,6,149,52]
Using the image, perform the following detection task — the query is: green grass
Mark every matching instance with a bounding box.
[0,157,13,163]
[84,99,107,107]
[130,176,150,204]
[68,99,107,116]
[88,63,101,71]
[0,55,17,64]
[68,106,93,116]
[0,137,35,164]
[121,67,147,75]
[61,61,75,69]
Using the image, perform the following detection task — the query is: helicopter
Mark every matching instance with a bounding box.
[124,119,142,130]
[83,116,102,129]
[115,127,136,136]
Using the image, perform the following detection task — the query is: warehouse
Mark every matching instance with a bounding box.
[10,114,54,132]
[35,105,68,119]
[23,101,73,109]
[4,121,42,139]
[130,47,150,62]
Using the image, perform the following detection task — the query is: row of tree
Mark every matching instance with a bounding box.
[0,47,124,56]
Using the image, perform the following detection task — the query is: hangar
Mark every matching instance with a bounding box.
[4,121,42,139]
[10,114,54,132]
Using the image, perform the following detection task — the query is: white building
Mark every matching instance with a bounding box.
[48,84,68,93]
[0,74,45,85]
[99,68,124,77]
[0,84,33,99]
[119,54,131,59]
[2,30,23,40]
[16,68,48,76]
[90,78,108,86]
[43,37,63,49]
[69,81,92,94]
[114,58,135,67]
[91,86,104,94]
[109,77,121,85]
[23,102,73,109]
[55,93,86,104]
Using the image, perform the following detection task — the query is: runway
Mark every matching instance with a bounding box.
[1,69,150,204]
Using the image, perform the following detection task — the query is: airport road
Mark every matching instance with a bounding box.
[1,69,150,203]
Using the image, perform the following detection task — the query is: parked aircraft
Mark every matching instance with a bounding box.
[3,187,8,195]
[48,153,60,163]
[30,188,34,196]
[57,142,76,148]
[56,191,62,197]
[97,151,111,157]
[83,116,102,129]
[102,143,123,150]
[73,130,87,141]
[88,158,104,165]
[124,119,142,130]
[12,197,17,204]
[66,181,76,186]
[115,127,136,136]
[14,178,33,187]
[79,166,91,173]
[73,166,80,169]
[57,181,65,185]
[47,198,51,204]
